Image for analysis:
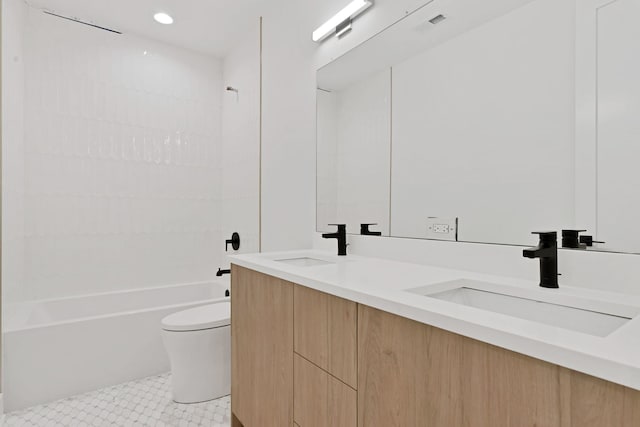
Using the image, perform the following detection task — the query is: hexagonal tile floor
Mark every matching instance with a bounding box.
[0,373,230,426]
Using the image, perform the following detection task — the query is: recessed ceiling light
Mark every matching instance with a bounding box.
[154,12,174,25]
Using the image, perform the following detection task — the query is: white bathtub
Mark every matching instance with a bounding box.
[3,280,230,412]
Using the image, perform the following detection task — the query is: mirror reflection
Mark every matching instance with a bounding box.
[317,0,639,254]
[316,69,391,235]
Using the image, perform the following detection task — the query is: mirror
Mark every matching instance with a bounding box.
[316,0,640,254]
[584,0,640,254]
[316,68,391,235]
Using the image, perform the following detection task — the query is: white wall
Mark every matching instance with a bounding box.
[2,0,27,303]
[221,21,261,261]
[9,8,225,301]
[1,0,29,394]
[391,0,575,245]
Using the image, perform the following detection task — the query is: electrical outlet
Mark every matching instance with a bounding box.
[426,217,458,241]
[432,224,451,234]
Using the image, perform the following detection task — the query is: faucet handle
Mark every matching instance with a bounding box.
[225,232,240,252]
[562,229,587,249]
[360,223,382,236]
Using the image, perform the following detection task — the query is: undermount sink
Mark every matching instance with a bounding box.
[275,257,333,267]
[407,279,639,337]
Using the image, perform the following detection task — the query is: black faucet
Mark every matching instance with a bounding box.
[216,268,231,277]
[360,223,382,236]
[523,231,559,289]
[322,224,347,256]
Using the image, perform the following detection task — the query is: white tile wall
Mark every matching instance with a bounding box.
[7,8,226,301]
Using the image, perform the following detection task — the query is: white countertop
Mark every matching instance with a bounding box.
[230,250,640,391]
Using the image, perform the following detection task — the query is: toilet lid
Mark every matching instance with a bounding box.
[161,302,230,332]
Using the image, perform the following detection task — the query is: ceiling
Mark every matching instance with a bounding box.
[25,0,273,57]
[319,0,537,91]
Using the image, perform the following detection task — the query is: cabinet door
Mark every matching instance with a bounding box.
[231,265,294,427]
[561,368,640,426]
[357,305,562,427]
[294,285,357,388]
[294,353,356,427]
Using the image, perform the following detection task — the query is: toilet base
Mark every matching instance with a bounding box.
[162,325,231,404]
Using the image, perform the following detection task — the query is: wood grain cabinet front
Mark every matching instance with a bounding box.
[357,304,640,427]
[294,285,357,388]
[231,266,640,427]
[230,265,294,427]
[294,353,357,427]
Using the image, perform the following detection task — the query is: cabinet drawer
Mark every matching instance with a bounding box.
[294,353,357,427]
[294,285,357,388]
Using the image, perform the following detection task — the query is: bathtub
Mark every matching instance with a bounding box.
[3,280,230,412]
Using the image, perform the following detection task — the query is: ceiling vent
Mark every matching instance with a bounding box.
[428,14,447,25]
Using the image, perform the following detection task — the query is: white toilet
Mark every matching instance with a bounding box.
[161,302,231,404]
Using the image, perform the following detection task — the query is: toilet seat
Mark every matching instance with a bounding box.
[161,302,230,332]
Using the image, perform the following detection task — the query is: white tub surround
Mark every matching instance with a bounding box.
[3,280,230,412]
[230,250,640,391]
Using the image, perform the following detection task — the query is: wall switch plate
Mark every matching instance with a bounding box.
[426,217,458,241]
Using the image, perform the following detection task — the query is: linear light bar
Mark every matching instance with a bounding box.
[312,0,373,42]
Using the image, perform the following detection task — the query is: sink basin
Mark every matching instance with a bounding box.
[407,279,639,337]
[275,257,333,267]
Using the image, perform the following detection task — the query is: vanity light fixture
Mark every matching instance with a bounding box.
[154,12,174,25]
[312,0,373,42]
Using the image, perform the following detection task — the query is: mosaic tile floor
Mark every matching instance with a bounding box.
[1,373,231,426]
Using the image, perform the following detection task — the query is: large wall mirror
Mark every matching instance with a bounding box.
[317,0,640,254]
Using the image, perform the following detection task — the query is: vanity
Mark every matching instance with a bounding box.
[229,251,640,427]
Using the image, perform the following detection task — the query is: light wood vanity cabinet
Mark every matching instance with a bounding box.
[294,285,358,388]
[231,266,640,427]
[231,265,294,427]
[231,267,357,427]
[293,286,358,427]
[358,304,640,427]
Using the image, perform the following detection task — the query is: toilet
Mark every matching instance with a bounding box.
[161,302,231,404]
